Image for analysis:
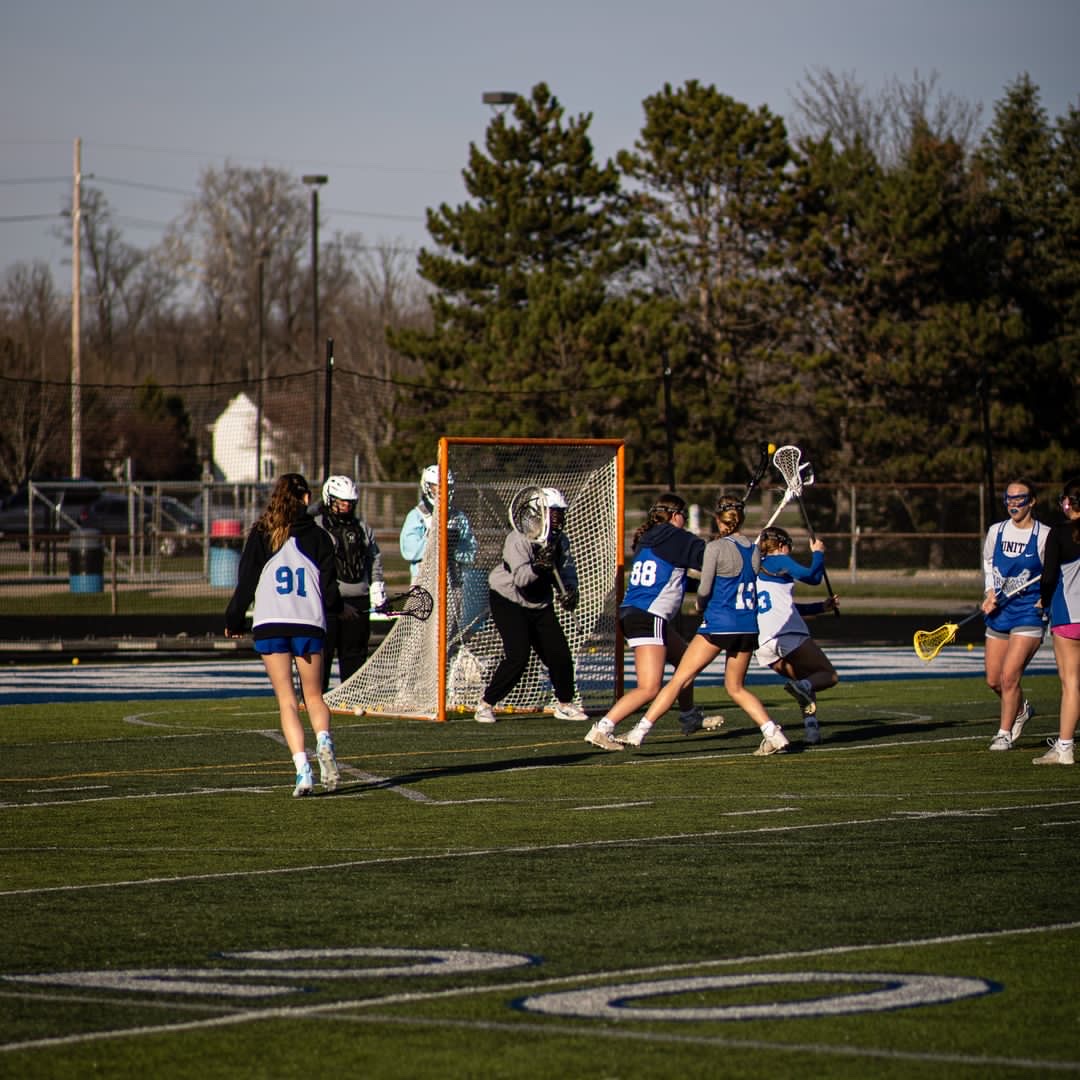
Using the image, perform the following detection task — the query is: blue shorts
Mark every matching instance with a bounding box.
[254,636,323,657]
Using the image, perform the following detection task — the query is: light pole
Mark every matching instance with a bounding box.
[302,173,328,478]
[482,91,518,112]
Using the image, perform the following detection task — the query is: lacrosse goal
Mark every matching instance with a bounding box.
[324,437,625,721]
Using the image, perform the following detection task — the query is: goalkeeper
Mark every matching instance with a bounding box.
[311,475,386,690]
[474,488,587,724]
[399,465,477,585]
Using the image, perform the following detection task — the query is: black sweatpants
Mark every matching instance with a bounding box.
[483,589,574,706]
[322,607,372,690]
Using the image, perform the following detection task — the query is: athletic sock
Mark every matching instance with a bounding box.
[292,751,309,771]
[316,731,332,746]
[762,720,778,738]
[597,717,615,734]
[1060,740,1074,750]
[635,718,654,734]
[996,728,1010,740]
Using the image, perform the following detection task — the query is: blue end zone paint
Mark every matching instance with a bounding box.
[0,644,1058,705]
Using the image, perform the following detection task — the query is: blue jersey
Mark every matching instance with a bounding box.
[620,523,705,622]
[983,520,1045,632]
[698,537,758,635]
[756,550,825,644]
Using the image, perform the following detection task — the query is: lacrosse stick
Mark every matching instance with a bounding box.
[375,585,434,622]
[913,575,1042,661]
[770,444,839,616]
[742,441,773,502]
[755,451,814,536]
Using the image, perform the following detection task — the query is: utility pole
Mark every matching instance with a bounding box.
[70,137,82,479]
[302,174,328,478]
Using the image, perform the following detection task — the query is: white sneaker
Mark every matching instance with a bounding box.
[701,714,726,731]
[293,762,314,797]
[316,736,340,792]
[584,724,624,751]
[803,717,821,745]
[784,679,817,716]
[753,726,789,756]
[989,732,1012,751]
[1012,700,1033,742]
[475,701,497,724]
[1033,739,1074,766]
[615,723,649,748]
[553,701,588,722]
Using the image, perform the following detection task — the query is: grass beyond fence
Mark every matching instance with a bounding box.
[2,669,1077,1078]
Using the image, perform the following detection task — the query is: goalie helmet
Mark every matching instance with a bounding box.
[322,475,359,524]
[420,465,454,510]
[323,475,359,504]
[543,487,568,532]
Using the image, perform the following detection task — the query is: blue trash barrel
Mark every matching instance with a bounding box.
[69,529,104,593]
[209,519,243,588]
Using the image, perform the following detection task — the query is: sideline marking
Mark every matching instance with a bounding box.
[0,645,1059,704]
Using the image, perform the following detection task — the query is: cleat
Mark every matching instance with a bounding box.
[1012,700,1033,742]
[615,723,649,748]
[293,762,314,798]
[1033,739,1074,766]
[316,736,339,792]
[679,706,705,735]
[553,701,588,722]
[784,678,817,716]
[803,717,821,745]
[753,727,789,756]
[584,724,625,752]
[989,733,1012,751]
[475,701,497,724]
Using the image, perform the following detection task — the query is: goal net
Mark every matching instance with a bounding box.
[325,437,624,721]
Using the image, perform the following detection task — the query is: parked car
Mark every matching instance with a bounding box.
[0,481,102,548]
[78,493,203,556]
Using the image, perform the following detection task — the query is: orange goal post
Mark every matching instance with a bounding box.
[324,437,625,721]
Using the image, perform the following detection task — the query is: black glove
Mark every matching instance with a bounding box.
[557,587,579,612]
[532,541,555,570]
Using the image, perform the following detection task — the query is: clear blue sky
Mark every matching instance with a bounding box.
[2,0,1077,288]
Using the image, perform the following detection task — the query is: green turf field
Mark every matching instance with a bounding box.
[2,674,1077,1078]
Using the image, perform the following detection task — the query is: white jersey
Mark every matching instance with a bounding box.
[252,536,326,632]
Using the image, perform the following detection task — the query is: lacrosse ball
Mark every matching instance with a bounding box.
[71,657,80,666]
[967,643,974,651]
[768,443,777,454]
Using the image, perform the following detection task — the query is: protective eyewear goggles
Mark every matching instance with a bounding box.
[715,500,745,514]
[1002,493,1032,507]
[1061,494,1080,511]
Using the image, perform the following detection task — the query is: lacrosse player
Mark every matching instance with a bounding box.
[225,474,343,797]
[310,475,386,690]
[981,479,1048,751]
[475,487,586,724]
[585,493,713,752]
[399,464,477,584]
[618,494,787,755]
[755,527,840,745]
[1033,478,1080,765]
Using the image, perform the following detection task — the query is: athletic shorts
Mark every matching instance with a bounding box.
[755,631,809,668]
[985,624,1045,641]
[699,631,758,657]
[1052,622,1080,640]
[620,608,669,649]
[254,636,323,657]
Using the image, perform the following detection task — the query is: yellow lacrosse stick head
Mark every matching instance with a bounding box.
[913,623,960,662]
